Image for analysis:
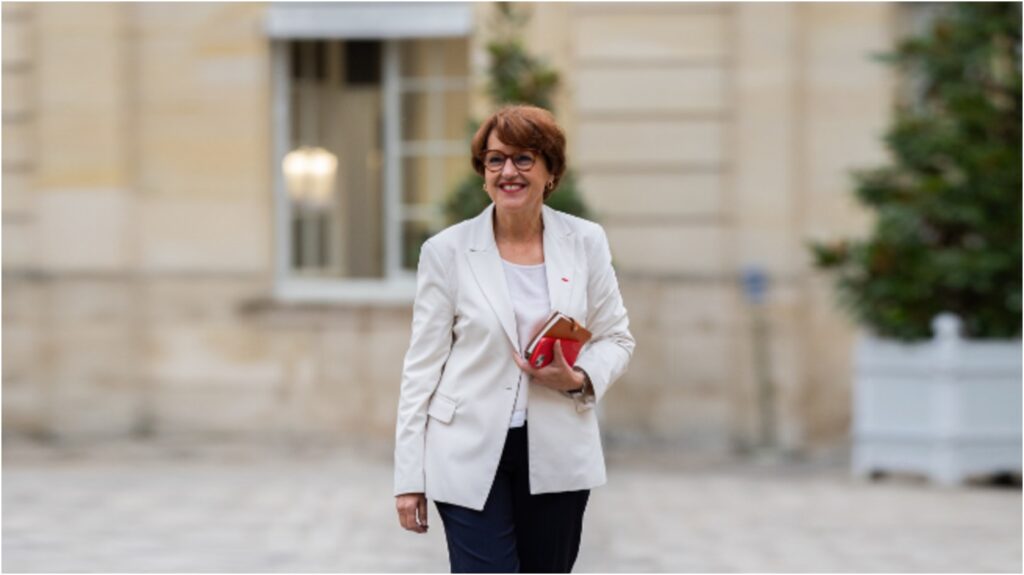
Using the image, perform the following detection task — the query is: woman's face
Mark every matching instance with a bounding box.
[482,132,552,218]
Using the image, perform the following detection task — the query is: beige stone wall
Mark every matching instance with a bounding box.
[549,2,893,452]
[2,3,288,444]
[3,3,894,455]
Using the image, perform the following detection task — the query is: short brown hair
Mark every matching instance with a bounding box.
[471,105,567,200]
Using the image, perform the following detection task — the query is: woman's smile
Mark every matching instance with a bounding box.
[499,182,528,194]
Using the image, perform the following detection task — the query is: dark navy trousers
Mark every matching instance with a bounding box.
[434,422,590,573]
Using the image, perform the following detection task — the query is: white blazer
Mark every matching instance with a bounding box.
[393,203,635,511]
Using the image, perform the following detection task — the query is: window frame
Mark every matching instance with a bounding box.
[271,37,469,304]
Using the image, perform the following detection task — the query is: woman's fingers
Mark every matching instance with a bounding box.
[552,339,567,367]
[512,349,538,376]
[397,494,428,533]
[514,344,576,391]
[417,496,429,530]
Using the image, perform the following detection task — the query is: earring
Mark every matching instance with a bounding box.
[482,184,487,192]
[546,181,554,190]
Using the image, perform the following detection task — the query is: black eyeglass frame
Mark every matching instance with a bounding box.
[478,149,541,172]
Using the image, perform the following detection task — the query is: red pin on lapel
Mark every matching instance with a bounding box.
[561,277,569,282]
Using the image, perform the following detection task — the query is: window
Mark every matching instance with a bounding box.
[272,35,471,301]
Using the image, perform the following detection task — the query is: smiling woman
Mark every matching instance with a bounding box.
[471,105,568,201]
[394,105,635,573]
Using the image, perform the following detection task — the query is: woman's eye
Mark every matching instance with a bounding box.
[514,155,532,165]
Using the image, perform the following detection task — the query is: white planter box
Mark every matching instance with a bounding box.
[852,314,1022,485]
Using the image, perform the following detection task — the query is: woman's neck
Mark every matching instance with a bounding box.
[494,207,543,244]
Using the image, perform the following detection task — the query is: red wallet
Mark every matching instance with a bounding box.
[528,337,583,369]
[524,312,592,369]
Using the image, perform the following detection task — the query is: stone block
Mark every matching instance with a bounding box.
[579,172,723,219]
[2,380,45,437]
[316,326,372,435]
[1,11,33,65]
[2,322,41,386]
[1,2,32,19]
[153,384,280,438]
[365,322,413,435]
[3,119,34,167]
[138,196,271,273]
[1,278,44,324]
[607,223,726,276]
[144,277,269,324]
[733,5,798,229]
[2,215,36,271]
[34,188,132,271]
[616,281,735,392]
[49,378,142,440]
[658,331,733,391]
[147,323,286,387]
[2,171,33,211]
[577,120,724,167]
[38,32,125,111]
[1,173,33,273]
[319,327,362,386]
[36,112,128,188]
[36,3,123,31]
[574,11,728,62]
[48,323,135,385]
[48,278,136,325]
[2,70,33,116]
[733,229,803,277]
[136,37,199,106]
[649,281,734,332]
[802,4,894,237]
[576,66,725,114]
[137,110,268,198]
[134,3,246,33]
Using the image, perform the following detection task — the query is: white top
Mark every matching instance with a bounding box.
[501,259,550,429]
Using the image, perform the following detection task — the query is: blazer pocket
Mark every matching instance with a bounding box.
[427,392,458,424]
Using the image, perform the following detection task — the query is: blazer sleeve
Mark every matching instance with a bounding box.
[394,239,456,496]
[570,225,635,412]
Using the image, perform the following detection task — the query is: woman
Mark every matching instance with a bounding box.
[394,104,635,573]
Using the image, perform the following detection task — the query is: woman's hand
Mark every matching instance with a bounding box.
[396,492,429,533]
[512,340,586,393]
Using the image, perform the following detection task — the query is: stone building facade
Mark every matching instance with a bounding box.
[2,3,897,454]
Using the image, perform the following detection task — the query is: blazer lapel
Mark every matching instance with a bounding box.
[466,204,520,350]
[465,204,582,352]
[541,205,579,320]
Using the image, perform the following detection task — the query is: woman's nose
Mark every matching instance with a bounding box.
[500,157,519,177]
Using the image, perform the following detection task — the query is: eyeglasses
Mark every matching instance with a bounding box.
[480,149,538,172]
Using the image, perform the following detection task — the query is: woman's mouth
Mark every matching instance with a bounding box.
[499,183,526,193]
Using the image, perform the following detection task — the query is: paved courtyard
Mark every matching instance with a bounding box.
[3,440,1020,573]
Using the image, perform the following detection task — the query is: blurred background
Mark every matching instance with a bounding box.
[2,1,1020,572]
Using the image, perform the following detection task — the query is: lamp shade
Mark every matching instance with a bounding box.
[283,146,338,208]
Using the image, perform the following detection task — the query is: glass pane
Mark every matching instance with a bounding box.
[441,38,469,76]
[289,85,300,147]
[401,91,431,142]
[285,38,385,280]
[291,214,303,269]
[344,40,381,86]
[403,156,438,205]
[402,219,436,271]
[443,89,471,141]
[399,39,432,79]
[332,89,384,279]
[289,210,332,275]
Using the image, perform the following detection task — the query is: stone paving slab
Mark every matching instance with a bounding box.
[2,441,1020,573]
